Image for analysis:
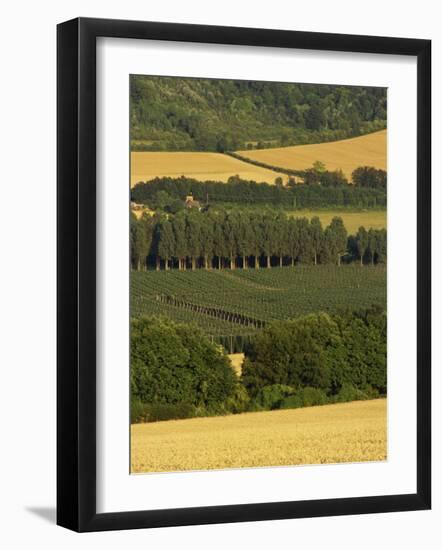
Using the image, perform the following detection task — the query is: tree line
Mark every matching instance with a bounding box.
[131,209,387,271]
[131,175,387,210]
[227,156,386,190]
[131,306,386,423]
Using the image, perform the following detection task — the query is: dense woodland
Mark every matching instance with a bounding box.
[131,76,387,151]
[131,307,386,423]
[131,209,387,271]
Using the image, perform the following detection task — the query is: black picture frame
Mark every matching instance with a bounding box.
[57,17,431,532]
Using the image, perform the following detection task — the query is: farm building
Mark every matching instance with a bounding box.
[184,195,201,209]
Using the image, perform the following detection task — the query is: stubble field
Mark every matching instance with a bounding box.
[131,151,287,187]
[131,399,387,473]
[236,130,387,180]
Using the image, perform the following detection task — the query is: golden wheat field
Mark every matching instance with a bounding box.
[131,399,387,473]
[236,130,387,180]
[131,151,287,187]
[293,210,386,233]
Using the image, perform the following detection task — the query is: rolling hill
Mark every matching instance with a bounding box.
[131,76,387,152]
[235,129,387,180]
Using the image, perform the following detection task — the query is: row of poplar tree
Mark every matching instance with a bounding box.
[130,209,387,271]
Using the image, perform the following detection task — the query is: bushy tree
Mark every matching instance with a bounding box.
[242,309,386,397]
[352,166,387,189]
[131,317,237,408]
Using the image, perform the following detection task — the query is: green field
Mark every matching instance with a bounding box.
[131,266,386,349]
[289,210,386,234]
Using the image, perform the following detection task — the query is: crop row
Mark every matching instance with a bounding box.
[130,266,386,348]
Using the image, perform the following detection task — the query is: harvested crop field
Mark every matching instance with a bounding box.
[131,399,387,473]
[236,130,387,180]
[131,151,287,187]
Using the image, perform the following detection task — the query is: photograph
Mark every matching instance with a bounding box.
[129,76,388,474]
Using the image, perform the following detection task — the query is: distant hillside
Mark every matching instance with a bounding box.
[130,76,387,152]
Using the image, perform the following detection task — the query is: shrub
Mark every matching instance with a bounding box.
[143,402,196,422]
[131,397,148,423]
[250,384,295,411]
[278,394,304,409]
[242,314,339,395]
[279,387,328,409]
[131,316,236,408]
[333,383,369,404]
[243,309,387,398]
[225,384,251,414]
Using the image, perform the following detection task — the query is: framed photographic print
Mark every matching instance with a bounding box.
[57,17,431,532]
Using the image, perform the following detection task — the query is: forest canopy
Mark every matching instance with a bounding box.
[130,76,387,152]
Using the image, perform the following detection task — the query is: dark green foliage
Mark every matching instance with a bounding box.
[130,76,387,151]
[355,226,369,265]
[142,402,197,422]
[131,398,197,423]
[241,313,340,395]
[279,387,328,409]
[303,167,348,187]
[130,212,155,270]
[250,384,295,411]
[323,217,348,266]
[130,207,387,271]
[242,309,386,398]
[352,166,387,189]
[131,308,386,422]
[332,384,373,404]
[130,317,237,410]
[131,175,386,210]
[131,397,148,423]
[224,384,251,414]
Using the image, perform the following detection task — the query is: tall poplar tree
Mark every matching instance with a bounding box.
[157,218,175,270]
[172,212,188,270]
[326,217,348,266]
[287,217,300,267]
[200,214,214,269]
[185,210,203,270]
[355,226,369,266]
[310,216,324,266]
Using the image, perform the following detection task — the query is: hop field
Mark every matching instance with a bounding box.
[131,399,387,473]
[131,265,386,345]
